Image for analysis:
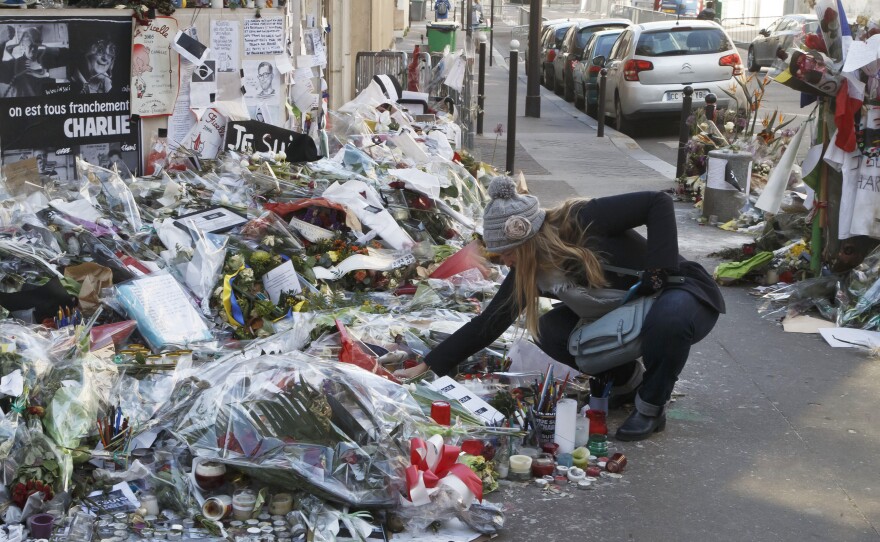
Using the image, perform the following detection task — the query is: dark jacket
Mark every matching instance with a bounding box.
[424,191,725,376]
[696,7,716,20]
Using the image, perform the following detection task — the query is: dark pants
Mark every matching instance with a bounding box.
[536,288,719,412]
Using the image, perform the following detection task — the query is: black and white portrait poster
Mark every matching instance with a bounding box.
[0,16,139,178]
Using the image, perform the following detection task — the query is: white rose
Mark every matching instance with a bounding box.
[724,121,735,132]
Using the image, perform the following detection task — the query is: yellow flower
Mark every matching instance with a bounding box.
[327,250,340,262]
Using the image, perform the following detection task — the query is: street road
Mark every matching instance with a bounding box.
[631,59,815,168]
[498,3,817,169]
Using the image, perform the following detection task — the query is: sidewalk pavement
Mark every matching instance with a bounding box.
[393,18,880,542]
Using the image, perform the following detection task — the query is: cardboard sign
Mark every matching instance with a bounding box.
[224,120,319,162]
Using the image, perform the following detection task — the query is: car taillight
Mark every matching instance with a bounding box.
[623,59,653,81]
[719,53,743,76]
[589,65,601,74]
[547,50,556,62]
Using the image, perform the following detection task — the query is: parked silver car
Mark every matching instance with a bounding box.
[597,20,746,134]
[553,18,631,102]
[747,14,818,72]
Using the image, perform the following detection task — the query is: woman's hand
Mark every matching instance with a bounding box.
[393,362,429,380]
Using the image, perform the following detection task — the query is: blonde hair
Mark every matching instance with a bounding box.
[505,199,606,340]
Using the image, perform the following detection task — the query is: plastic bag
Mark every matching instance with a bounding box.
[142,353,426,507]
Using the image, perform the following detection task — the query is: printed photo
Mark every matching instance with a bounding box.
[242,59,279,100]
[0,22,69,98]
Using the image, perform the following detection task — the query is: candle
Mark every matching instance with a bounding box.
[430,401,451,425]
[138,492,160,517]
[269,493,293,516]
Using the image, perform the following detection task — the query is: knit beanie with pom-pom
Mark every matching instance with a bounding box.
[482,176,546,252]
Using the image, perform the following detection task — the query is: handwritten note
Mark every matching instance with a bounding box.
[262,260,302,304]
[169,63,196,145]
[117,274,212,348]
[211,20,240,73]
[244,17,284,56]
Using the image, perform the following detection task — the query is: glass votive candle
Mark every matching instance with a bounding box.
[268,493,293,516]
[232,489,257,521]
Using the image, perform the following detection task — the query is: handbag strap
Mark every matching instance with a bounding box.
[602,264,686,285]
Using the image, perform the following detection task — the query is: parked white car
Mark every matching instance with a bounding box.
[596,20,746,134]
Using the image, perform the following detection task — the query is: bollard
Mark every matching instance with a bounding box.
[675,86,694,179]
[524,0,543,118]
[477,37,486,135]
[489,0,495,66]
[507,41,519,174]
[704,93,717,123]
[597,68,607,138]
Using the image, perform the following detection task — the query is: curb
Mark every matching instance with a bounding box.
[503,59,678,181]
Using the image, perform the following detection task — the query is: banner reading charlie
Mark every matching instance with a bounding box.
[0,16,139,180]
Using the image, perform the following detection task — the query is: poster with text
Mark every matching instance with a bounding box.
[0,16,139,177]
[210,20,239,73]
[131,17,179,117]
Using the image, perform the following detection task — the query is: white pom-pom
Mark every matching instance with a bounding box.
[488,176,517,200]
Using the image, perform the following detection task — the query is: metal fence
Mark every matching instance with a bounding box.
[354,51,409,95]
[720,16,779,47]
[608,3,680,23]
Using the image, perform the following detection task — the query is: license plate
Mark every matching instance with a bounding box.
[665,90,708,101]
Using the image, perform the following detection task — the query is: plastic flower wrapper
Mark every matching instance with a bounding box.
[756,275,839,322]
[299,498,377,542]
[142,353,427,508]
[75,158,143,234]
[8,418,64,506]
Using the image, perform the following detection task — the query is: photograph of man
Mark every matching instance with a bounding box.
[257,61,275,97]
[73,38,117,94]
[0,24,69,98]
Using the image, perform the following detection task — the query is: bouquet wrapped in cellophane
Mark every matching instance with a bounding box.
[143,352,429,508]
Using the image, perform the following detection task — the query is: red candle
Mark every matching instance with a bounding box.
[431,401,451,425]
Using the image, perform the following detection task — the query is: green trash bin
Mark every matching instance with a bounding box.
[427,22,458,53]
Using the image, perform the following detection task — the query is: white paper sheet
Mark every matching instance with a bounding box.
[322,180,414,250]
[819,327,880,348]
[262,260,302,304]
[302,27,326,67]
[169,63,196,146]
[0,369,23,397]
[275,53,295,75]
[190,60,218,109]
[842,34,880,74]
[244,17,285,56]
[387,168,443,199]
[389,133,430,163]
[50,198,102,222]
[427,376,505,425]
[210,20,240,73]
[706,157,733,190]
[311,251,416,281]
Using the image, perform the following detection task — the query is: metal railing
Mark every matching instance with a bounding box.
[720,16,779,47]
[608,3,681,23]
[354,51,409,95]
